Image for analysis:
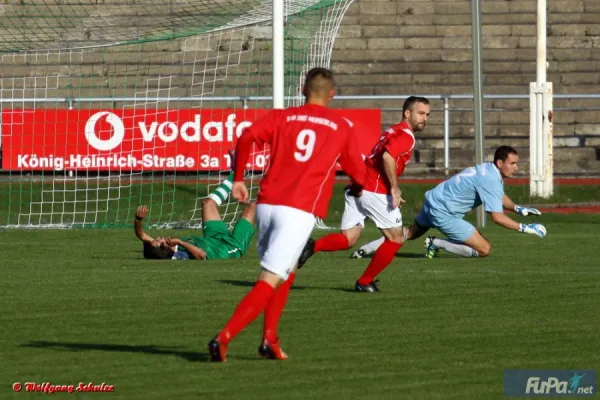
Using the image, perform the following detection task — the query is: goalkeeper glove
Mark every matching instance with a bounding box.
[514,205,542,216]
[519,223,547,238]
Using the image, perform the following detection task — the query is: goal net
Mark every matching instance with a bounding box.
[0,0,354,228]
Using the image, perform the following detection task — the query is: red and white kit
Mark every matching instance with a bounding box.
[341,120,415,230]
[235,103,366,278]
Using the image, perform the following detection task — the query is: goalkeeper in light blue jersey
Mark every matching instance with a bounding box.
[352,146,546,259]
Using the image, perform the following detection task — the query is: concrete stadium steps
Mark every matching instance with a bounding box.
[329,0,600,173]
[333,48,600,63]
[415,136,585,151]
[414,146,600,174]
[377,107,600,139]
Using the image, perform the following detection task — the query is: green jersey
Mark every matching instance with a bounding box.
[177,219,254,260]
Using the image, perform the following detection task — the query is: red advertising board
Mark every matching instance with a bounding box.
[1,108,382,171]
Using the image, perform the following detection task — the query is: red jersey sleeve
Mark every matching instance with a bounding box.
[383,131,414,159]
[337,123,366,187]
[234,110,280,182]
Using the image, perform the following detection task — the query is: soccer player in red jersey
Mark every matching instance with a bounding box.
[297,96,431,292]
[207,67,366,362]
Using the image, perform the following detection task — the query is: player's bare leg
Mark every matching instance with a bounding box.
[427,230,490,258]
[404,222,430,241]
[239,202,256,225]
[342,225,363,248]
[201,198,222,222]
[464,231,491,256]
[356,226,404,292]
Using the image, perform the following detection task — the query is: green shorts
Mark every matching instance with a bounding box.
[202,219,255,257]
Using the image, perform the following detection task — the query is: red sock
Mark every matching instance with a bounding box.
[357,239,402,285]
[314,233,350,253]
[263,273,296,343]
[218,280,274,345]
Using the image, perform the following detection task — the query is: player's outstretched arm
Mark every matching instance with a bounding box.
[232,133,253,204]
[490,211,546,238]
[166,237,208,260]
[503,195,542,216]
[382,152,405,209]
[502,195,517,211]
[233,131,255,183]
[134,205,154,242]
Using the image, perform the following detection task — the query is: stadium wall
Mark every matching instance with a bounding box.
[331,0,600,175]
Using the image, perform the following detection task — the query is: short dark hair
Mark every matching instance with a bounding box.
[494,145,518,165]
[303,67,334,97]
[143,242,174,260]
[402,96,430,116]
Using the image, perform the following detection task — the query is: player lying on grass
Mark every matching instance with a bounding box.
[349,145,546,259]
[134,162,255,261]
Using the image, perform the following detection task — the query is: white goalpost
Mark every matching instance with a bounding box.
[530,0,554,198]
[273,0,286,110]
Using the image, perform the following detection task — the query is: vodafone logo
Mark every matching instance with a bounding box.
[85,112,125,151]
[83,111,253,151]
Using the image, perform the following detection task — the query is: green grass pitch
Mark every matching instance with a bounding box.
[2,183,600,399]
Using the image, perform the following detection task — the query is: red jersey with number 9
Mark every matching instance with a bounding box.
[363,120,415,194]
[235,104,366,219]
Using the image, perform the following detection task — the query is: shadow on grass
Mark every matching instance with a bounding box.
[20,340,261,363]
[330,288,361,293]
[218,279,312,290]
[356,252,425,259]
[219,279,383,294]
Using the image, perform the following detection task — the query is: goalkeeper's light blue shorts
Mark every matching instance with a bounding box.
[415,200,476,243]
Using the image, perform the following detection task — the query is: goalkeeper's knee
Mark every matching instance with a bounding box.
[476,242,491,257]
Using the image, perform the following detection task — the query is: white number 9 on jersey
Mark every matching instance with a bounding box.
[294,129,316,162]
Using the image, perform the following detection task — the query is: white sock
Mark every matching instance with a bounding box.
[360,237,385,255]
[207,172,233,206]
[432,238,479,257]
